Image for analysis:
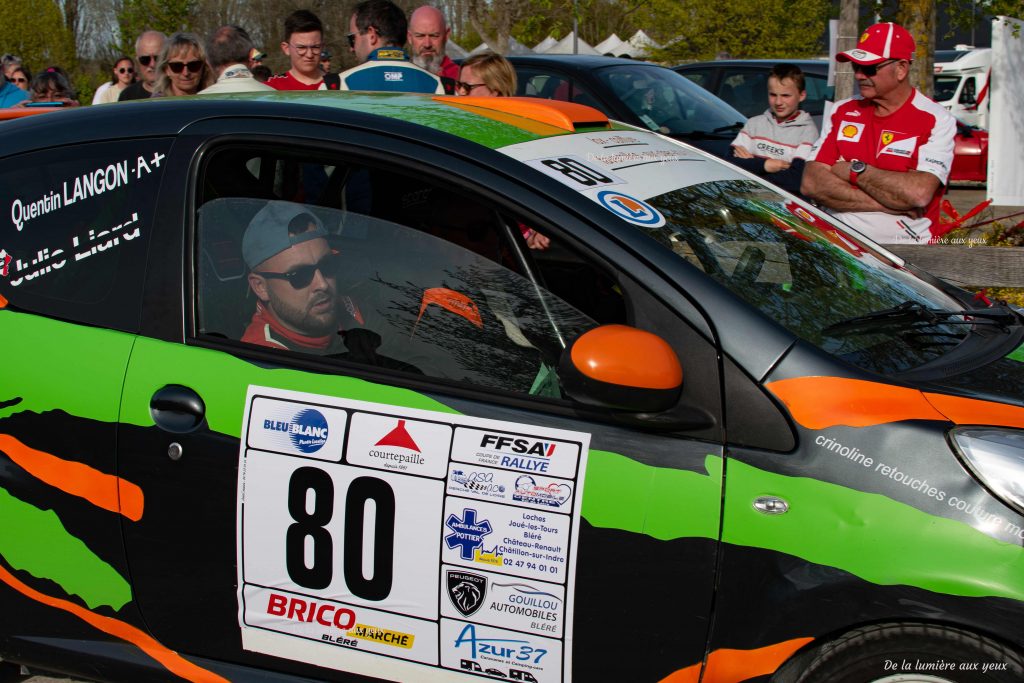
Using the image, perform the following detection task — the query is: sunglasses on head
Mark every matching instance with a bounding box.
[167,60,204,74]
[256,253,340,289]
[852,59,899,77]
[137,54,159,66]
[117,66,134,74]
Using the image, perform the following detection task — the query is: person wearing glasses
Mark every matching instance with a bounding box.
[0,73,28,108]
[8,66,30,92]
[338,0,444,94]
[94,56,136,104]
[152,33,214,97]
[201,25,273,94]
[802,22,956,244]
[456,52,516,97]
[119,31,166,101]
[241,202,355,352]
[267,10,335,91]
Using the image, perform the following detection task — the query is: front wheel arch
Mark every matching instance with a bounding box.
[771,622,1024,683]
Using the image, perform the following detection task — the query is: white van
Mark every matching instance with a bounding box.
[933,46,990,128]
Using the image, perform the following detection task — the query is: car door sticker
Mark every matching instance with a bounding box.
[237,385,589,683]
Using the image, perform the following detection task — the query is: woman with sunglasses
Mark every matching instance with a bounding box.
[152,32,213,97]
[9,67,30,92]
[456,52,516,98]
[94,56,136,104]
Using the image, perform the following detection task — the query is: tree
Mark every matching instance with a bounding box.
[0,0,77,69]
[115,0,195,55]
[467,0,530,53]
[642,0,830,62]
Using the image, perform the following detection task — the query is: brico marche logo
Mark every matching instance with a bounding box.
[264,408,329,454]
[479,434,556,473]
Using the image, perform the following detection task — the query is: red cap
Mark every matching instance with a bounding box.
[838,22,915,65]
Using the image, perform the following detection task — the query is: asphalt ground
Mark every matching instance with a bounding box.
[10,184,1023,683]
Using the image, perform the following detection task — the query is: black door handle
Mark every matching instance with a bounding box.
[150,385,206,434]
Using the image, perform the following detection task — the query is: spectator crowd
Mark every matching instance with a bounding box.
[0,0,501,109]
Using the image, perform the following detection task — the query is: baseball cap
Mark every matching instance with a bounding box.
[837,22,915,65]
[243,201,327,269]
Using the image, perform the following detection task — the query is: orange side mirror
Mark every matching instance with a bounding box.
[558,325,683,413]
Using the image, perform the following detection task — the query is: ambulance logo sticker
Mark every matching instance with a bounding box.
[447,570,487,617]
[596,190,665,227]
[840,121,864,141]
[445,508,493,560]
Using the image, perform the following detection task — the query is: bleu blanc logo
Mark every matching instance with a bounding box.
[264,408,329,453]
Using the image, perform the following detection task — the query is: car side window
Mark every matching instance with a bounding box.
[517,69,602,112]
[677,68,713,88]
[802,74,830,116]
[194,145,627,399]
[719,70,768,118]
[0,139,171,332]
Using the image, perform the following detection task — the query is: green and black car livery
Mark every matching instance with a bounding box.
[0,93,1022,683]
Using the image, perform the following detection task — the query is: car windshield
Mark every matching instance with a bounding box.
[595,64,745,136]
[640,179,986,375]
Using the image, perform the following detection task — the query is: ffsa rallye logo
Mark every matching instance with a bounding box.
[263,408,329,454]
[479,434,556,473]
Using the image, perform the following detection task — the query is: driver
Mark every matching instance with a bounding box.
[241,201,360,353]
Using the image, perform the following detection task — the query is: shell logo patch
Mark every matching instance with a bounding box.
[840,121,865,141]
[878,130,917,158]
[595,190,665,227]
[860,31,870,42]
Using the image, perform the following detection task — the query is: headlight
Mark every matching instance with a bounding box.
[950,427,1024,516]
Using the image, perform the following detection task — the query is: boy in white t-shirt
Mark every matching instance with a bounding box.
[731,63,819,196]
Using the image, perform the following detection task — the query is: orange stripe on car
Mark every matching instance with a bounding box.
[766,376,1024,430]
[658,637,814,683]
[765,377,945,429]
[0,563,227,683]
[0,434,144,521]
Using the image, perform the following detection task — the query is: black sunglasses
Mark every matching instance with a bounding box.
[167,60,204,74]
[346,33,356,48]
[455,81,486,93]
[137,54,159,66]
[256,253,340,289]
[852,59,899,77]
[117,66,134,74]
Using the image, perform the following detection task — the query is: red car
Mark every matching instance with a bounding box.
[950,120,988,182]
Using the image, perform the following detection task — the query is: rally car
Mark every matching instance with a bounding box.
[0,91,1022,683]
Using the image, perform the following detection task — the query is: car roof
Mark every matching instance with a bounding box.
[0,91,615,157]
[674,59,830,75]
[507,54,677,72]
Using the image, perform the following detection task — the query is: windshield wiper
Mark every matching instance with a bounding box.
[822,300,1017,337]
[712,121,745,133]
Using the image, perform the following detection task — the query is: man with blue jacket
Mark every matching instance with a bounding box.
[340,0,444,94]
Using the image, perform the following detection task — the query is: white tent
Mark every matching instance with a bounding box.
[468,37,535,56]
[533,36,558,53]
[594,33,626,56]
[622,29,661,58]
[544,32,601,55]
[446,40,469,60]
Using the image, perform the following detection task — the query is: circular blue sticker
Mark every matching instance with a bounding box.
[289,408,329,453]
[596,190,666,227]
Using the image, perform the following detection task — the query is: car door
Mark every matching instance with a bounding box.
[0,136,174,675]
[117,118,726,683]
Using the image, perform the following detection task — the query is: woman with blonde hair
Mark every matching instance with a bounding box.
[152,32,214,97]
[456,51,517,97]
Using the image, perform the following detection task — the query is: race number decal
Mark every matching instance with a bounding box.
[523,155,625,189]
[237,387,589,683]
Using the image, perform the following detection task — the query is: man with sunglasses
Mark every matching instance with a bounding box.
[241,202,359,352]
[802,22,956,244]
[337,0,444,93]
[119,30,167,101]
